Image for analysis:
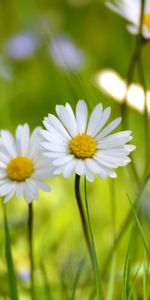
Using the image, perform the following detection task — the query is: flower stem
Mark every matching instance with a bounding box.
[138,54,150,176]
[74,175,103,299]
[75,175,93,267]
[121,0,146,184]
[28,203,34,300]
[84,177,103,299]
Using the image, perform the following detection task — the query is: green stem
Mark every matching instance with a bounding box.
[84,177,103,299]
[28,203,34,300]
[121,0,145,184]
[75,174,94,267]
[138,55,150,175]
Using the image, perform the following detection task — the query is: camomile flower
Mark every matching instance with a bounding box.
[0,124,52,203]
[106,0,150,39]
[41,100,135,182]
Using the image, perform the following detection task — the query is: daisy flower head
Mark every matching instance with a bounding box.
[0,124,52,204]
[106,0,150,39]
[41,100,135,182]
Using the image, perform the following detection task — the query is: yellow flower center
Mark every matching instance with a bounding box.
[70,134,96,159]
[143,13,150,28]
[7,156,34,182]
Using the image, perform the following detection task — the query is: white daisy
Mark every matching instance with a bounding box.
[0,124,52,204]
[106,0,150,39]
[41,100,135,182]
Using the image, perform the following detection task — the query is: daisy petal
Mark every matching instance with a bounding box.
[87,103,103,136]
[0,130,17,157]
[76,100,88,133]
[75,160,85,176]
[63,160,76,177]
[56,105,78,137]
[96,117,122,139]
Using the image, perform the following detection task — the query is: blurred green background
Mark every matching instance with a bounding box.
[0,0,150,299]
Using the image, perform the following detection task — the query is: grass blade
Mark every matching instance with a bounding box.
[122,222,136,300]
[106,254,116,300]
[127,196,150,259]
[71,258,85,300]
[3,205,19,300]
[143,259,149,300]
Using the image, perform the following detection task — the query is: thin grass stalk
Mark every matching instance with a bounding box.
[128,196,150,259]
[106,180,117,300]
[40,260,53,300]
[28,203,34,300]
[102,172,150,277]
[122,221,136,300]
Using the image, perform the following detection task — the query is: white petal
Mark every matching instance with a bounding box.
[44,114,71,140]
[126,24,139,35]
[87,103,102,136]
[15,183,24,198]
[97,169,117,179]
[40,129,66,145]
[94,155,117,168]
[0,179,10,186]
[0,169,7,179]
[90,107,111,137]
[52,155,74,166]
[124,144,136,152]
[75,160,85,176]
[37,181,51,192]
[40,124,67,143]
[95,152,131,167]
[66,103,78,131]
[33,169,52,179]
[85,159,107,178]
[0,161,6,168]
[42,152,67,159]
[41,141,68,153]
[53,166,65,175]
[24,189,34,203]
[0,152,10,164]
[0,182,16,196]
[16,124,30,155]
[3,186,17,203]
[96,117,122,139]
[24,180,38,200]
[84,165,94,182]
[56,105,78,137]
[76,100,88,133]
[0,130,17,157]
[63,160,76,177]
[97,131,132,148]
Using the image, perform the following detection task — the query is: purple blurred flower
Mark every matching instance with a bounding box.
[18,268,30,282]
[5,32,39,60]
[50,35,86,70]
